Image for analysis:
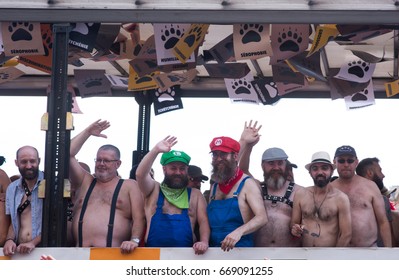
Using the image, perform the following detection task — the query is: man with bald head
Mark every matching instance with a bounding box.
[3,146,44,256]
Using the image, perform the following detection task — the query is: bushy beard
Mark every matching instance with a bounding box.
[163,174,189,189]
[19,166,39,181]
[372,174,385,191]
[313,174,331,188]
[264,170,286,190]
[211,158,236,184]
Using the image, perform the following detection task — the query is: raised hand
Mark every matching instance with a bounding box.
[87,119,110,138]
[155,135,178,153]
[240,120,262,146]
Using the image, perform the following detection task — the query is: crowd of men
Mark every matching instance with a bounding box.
[1,119,398,257]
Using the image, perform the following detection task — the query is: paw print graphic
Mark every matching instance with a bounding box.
[71,23,94,35]
[264,81,278,98]
[134,72,155,84]
[239,24,264,44]
[166,74,182,83]
[183,25,204,48]
[277,28,303,52]
[161,24,184,50]
[155,87,175,102]
[83,78,102,88]
[8,22,34,41]
[351,87,369,102]
[347,60,370,79]
[231,78,252,95]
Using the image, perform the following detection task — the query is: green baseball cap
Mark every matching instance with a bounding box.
[160,150,191,166]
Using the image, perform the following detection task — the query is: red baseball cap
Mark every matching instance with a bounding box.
[209,136,240,153]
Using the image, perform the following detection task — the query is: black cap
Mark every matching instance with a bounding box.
[188,165,209,182]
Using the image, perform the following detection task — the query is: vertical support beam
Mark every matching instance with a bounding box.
[41,23,71,247]
[393,29,398,80]
[132,91,153,166]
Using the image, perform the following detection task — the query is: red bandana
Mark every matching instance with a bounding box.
[219,168,244,194]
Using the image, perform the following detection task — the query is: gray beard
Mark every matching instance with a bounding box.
[265,175,285,190]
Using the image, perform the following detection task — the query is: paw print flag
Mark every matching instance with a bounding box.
[173,23,209,64]
[251,77,281,105]
[335,58,376,83]
[19,24,53,74]
[151,86,184,115]
[269,24,309,65]
[2,21,45,57]
[128,65,159,91]
[328,68,370,99]
[233,24,273,61]
[154,23,195,66]
[69,23,101,52]
[74,69,112,98]
[344,80,375,110]
[224,71,259,104]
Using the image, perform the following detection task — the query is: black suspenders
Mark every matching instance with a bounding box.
[106,179,124,247]
[78,178,124,247]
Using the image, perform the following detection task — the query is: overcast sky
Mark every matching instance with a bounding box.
[2,95,399,192]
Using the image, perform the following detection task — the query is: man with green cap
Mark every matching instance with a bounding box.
[136,136,210,254]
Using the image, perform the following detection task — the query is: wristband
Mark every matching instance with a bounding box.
[131,237,140,244]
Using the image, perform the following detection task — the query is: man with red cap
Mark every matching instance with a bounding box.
[207,136,267,251]
[136,136,209,255]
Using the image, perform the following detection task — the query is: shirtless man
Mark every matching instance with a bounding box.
[0,167,11,246]
[330,145,391,247]
[239,120,303,247]
[207,136,267,251]
[356,157,395,246]
[291,151,352,247]
[69,119,145,253]
[135,136,209,255]
[3,146,43,256]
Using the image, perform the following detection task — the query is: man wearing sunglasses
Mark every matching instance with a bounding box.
[330,145,391,247]
[69,119,145,253]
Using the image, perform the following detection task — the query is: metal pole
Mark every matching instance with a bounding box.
[42,23,71,247]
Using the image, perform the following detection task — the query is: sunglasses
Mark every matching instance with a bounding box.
[337,158,355,164]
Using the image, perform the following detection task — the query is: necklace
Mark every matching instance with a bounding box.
[312,188,328,219]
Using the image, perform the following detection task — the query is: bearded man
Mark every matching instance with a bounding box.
[136,136,209,255]
[238,121,304,246]
[3,146,44,256]
[290,151,352,247]
[207,136,267,251]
